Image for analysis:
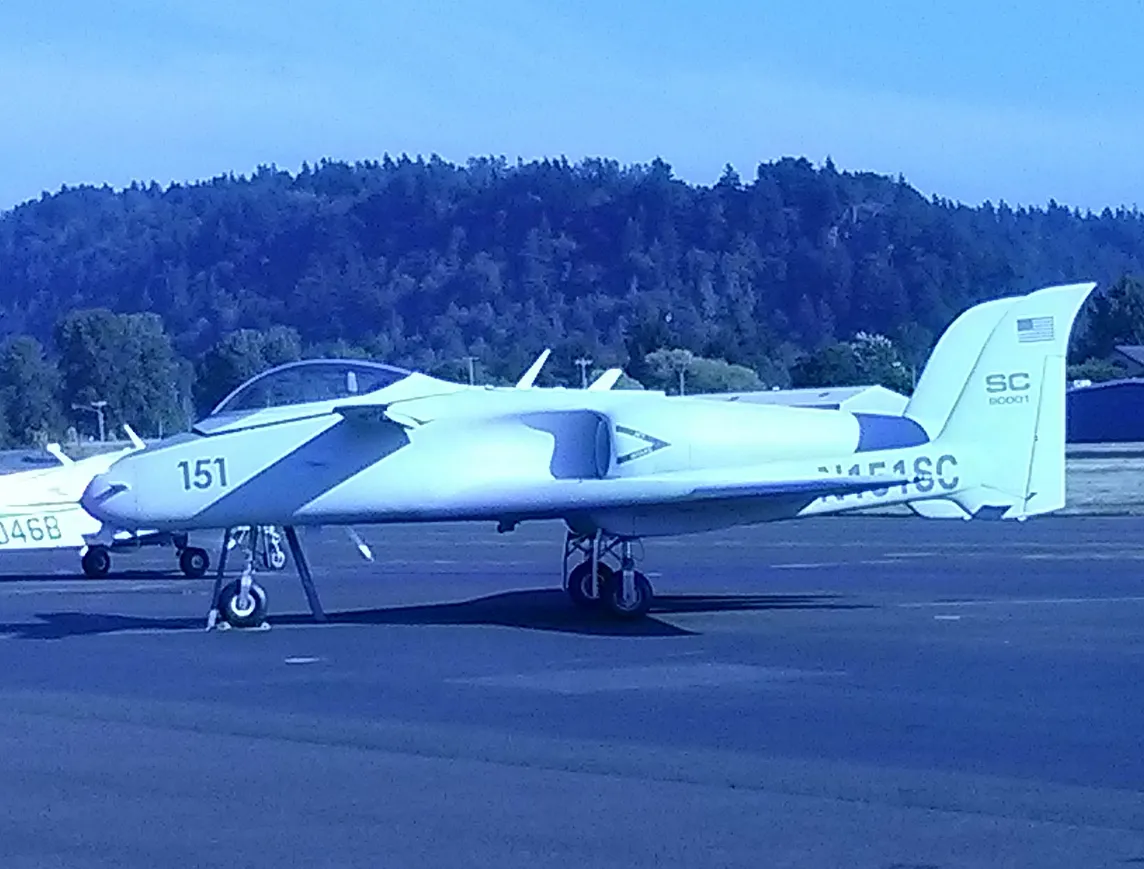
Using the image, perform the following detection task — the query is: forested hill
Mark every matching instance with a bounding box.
[1,154,1144,444]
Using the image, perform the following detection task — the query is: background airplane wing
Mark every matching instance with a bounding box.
[587,369,623,391]
[515,349,551,388]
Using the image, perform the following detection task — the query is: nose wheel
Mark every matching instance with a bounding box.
[206,525,325,631]
[215,579,268,629]
[562,531,653,619]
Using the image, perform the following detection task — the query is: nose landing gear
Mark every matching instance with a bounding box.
[206,525,326,631]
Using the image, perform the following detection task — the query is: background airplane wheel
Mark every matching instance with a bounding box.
[602,570,653,619]
[81,546,111,579]
[566,561,613,607]
[216,580,268,629]
[179,547,210,578]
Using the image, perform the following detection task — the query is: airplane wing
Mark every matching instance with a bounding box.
[491,467,918,519]
[334,403,427,429]
[587,369,623,391]
[45,444,74,466]
[515,349,552,388]
[683,473,912,502]
[122,424,145,450]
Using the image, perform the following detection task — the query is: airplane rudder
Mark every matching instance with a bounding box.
[937,282,1095,517]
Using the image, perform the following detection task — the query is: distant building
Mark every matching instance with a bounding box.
[1067,379,1144,443]
[699,384,909,415]
[1114,345,1144,375]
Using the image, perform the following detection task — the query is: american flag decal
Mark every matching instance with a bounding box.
[1016,316,1054,343]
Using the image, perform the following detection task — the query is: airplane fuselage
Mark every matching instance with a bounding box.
[83,386,972,537]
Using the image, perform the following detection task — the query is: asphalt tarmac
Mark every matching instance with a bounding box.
[0,516,1141,868]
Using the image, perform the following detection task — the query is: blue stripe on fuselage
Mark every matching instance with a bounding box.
[853,413,929,452]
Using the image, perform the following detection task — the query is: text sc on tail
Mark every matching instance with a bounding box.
[80,281,1097,626]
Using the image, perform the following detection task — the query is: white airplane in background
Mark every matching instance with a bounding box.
[0,426,214,578]
[81,282,1096,629]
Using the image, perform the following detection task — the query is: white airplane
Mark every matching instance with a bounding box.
[80,282,1096,629]
[0,426,214,578]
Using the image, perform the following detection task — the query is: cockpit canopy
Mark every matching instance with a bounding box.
[210,359,412,416]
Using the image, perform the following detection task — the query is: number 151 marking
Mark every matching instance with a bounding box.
[178,458,229,491]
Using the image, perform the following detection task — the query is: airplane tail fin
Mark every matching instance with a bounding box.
[903,282,1096,519]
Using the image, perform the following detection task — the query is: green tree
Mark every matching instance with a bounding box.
[0,336,63,446]
[1076,275,1144,360]
[55,309,185,439]
[194,327,303,415]
[642,349,762,394]
[118,313,187,436]
[55,309,126,440]
[851,332,913,393]
[1067,357,1129,383]
[789,342,861,388]
[644,349,695,395]
[685,357,763,393]
[790,333,911,393]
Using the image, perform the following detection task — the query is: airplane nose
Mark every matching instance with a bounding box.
[81,473,135,524]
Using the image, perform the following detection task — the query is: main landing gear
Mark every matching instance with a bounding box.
[206,525,326,631]
[80,532,211,579]
[562,530,653,619]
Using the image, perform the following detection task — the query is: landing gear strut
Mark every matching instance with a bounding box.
[206,525,325,630]
[561,530,653,619]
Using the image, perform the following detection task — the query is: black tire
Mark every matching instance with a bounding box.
[179,547,210,578]
[264,547,287,571]
[216,580,268,629]
[566,561,614,608]
[602,570,653,619]
[81,546,111,579]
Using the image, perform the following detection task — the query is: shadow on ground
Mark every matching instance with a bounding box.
[0,570,184,583]
[0,589,867,640]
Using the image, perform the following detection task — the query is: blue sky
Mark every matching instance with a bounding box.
[2,0,1142,211]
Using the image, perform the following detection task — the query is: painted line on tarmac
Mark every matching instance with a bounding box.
[772,562,840,569]
[772,558,920,569]
[900,595,1144,608]
[1020,552,1144,560]
[0,583,206,596]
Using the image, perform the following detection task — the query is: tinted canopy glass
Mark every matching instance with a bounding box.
[210,359,411,415]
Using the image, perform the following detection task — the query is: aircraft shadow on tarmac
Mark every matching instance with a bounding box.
[0,589,868,640]
[0,570,182,583]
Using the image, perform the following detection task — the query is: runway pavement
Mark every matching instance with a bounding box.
[0,516,1141,868]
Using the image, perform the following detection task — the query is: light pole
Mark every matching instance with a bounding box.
[72,400,108,442]
[574,357,593,389]
[461,356,477,385]
[667,349,692,396]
